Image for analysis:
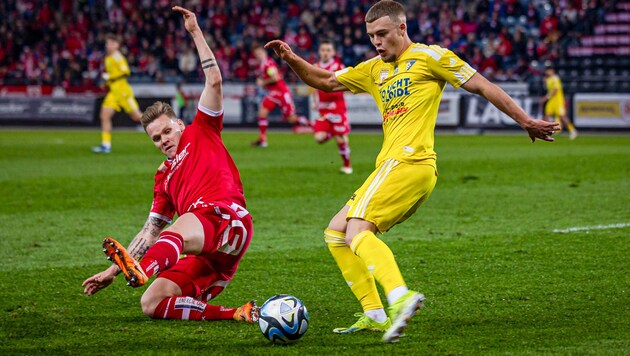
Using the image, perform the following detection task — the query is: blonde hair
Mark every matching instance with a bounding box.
[365,0,406,24]
[140,101,176,129]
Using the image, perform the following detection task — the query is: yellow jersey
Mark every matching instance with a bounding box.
[545,74,565,108]
[335,43,475,166]
[104,51,131,88]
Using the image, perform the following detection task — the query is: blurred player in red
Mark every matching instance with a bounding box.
[313,40,352,174]
[83,6,258,324]
[251,45,311,147]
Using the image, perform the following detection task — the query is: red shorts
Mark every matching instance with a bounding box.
[313,111,350,136]
[157,203,253,301]
[261,89,296,119]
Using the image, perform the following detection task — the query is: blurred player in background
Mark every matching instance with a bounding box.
[266,0,560,343]
[251,45,311,148]
[92,34,143,154]
[542,62,578,140]
[83,6,258,325]
[313,40,352,174]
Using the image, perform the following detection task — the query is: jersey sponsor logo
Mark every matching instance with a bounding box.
[380,78,412,103]
[174,296,207,312]
[383,105,409,121]
[165,142,191,190]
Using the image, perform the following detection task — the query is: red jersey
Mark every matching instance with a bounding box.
[315,59,346,113]
[259,57,289,93]
[150,106,245,223]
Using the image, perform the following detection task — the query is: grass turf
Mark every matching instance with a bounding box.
[0,129,629,355]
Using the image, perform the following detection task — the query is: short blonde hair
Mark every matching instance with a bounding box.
[365,0,406,24]
[140,101,176,129]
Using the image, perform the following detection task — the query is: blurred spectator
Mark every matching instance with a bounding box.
[0,0,611,87]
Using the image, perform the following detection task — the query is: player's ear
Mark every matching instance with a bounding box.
[399,22,406,35]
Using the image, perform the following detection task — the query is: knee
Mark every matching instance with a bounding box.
[140,293,159,318]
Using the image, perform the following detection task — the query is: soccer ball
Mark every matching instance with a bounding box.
[257,294,309,344]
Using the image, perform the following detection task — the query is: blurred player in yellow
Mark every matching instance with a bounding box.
[92,34,142,153]
[266,0,559,343]
[542,62,577,140]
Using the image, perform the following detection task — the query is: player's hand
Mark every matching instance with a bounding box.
[82,266,117,296]
[265,40,294,60]
[172,6,200,34]
[522,117,561,142]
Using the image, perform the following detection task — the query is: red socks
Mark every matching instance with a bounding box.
[140,231,184,278]
[258,117,268,142]
[153,296,236,320]
[337,141,351,168]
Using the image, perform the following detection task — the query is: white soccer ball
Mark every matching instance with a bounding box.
[257,294,309,343]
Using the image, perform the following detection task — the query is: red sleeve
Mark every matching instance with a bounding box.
[191,105,224,133]
[149,164,175,223]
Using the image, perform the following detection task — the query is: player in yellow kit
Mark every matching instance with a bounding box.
[543,62,578,140]
[266,0,560,343]
[92,34,143,153]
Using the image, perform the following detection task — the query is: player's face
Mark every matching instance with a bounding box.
[318,44,335,62]
[366,16,406,63]
[146,114,185,159]
[105,39,119,55]
[253,48,265,61]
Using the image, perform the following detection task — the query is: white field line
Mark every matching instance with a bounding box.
[553,222,630,233]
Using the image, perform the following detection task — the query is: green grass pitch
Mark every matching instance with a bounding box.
[1,129,629,354]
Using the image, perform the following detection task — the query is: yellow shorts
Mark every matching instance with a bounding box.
[102,83,139,114]
[346,158,437,233]
[544,101,566,117]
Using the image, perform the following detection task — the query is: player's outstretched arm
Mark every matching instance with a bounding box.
[173,6,222,112]
[462,73,561,142]
[82,216,167,296]
[265,40,348,92]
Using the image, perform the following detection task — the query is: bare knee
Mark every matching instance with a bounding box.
[314,132,328,144]
[140,278,182,318]
[344,218,377,246]
[140,293,162,318]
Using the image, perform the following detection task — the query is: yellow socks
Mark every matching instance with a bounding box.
[350,230,406,296]
[102,132,112,148]
[324,229,383,311]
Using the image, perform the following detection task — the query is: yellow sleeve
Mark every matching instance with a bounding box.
[115,53,131,76]
[334,57,378,94]
[425,46,476,88]
[104,56,114,76]
[107,52,130,78]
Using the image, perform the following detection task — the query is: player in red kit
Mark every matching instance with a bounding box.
[82,6,258,324]
[251,45,311,147]
[313,40,352,174]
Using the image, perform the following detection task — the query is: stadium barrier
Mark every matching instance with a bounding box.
[1,83,628,130]
[573,93,630,128]
[0,96,96,123]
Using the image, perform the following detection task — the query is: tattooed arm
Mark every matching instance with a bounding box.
[82,216,168,296]
[126,216,168,262]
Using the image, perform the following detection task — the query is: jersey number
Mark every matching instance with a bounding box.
[217,220,248,256]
